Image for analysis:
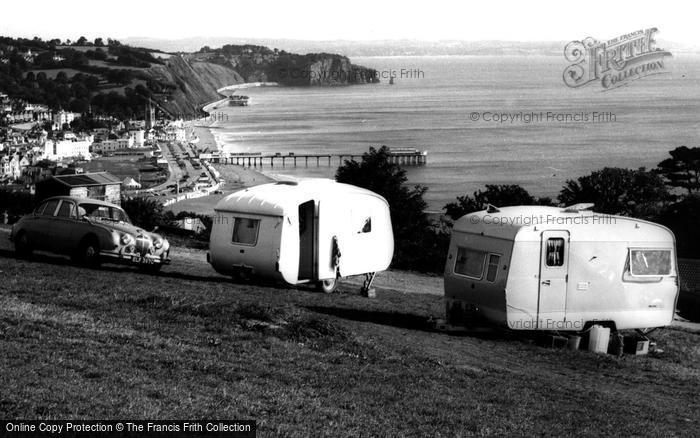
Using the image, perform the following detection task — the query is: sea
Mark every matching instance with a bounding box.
[208,55,700,212]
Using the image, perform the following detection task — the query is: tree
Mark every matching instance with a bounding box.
[69,98,89,114]
[336,146,446,272]
[558,167,671,218]
[656,146,700,194]
[443,184,545,221]
[0,187,36,221]
[76,36,88,46]
[121,197,174,231]
[94,37,104,47]
[655,194,700,258]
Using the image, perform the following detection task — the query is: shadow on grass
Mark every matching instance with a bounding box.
[0,248,293,291]
[306,305,433,330]
[305,305,529,342]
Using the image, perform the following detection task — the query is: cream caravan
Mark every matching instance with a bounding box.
[444,204,679,331]
[208,179,393,293]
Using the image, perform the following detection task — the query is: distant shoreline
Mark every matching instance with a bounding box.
[171,118,274,215]
[202,82,279,113]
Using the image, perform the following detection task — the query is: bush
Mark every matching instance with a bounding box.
[120,196,174,231]
[558,167,671,218]
[654,194,700,258]
[0,188,35,223]
[443,184,551,221]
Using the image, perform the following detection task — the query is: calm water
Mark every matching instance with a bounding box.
[210,55,700,211]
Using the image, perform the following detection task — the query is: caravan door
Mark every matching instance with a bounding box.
[537,231,570,328]
[297,200,316,282]
[316,197,348,280]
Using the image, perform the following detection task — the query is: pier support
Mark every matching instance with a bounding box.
[202,151,428,169]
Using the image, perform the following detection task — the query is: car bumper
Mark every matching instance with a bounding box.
[100,250,171,266]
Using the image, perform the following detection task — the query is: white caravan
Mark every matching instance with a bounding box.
[208,179,394,293]
[444,204,679,331]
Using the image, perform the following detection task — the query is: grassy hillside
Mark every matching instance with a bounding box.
[0,37,378,120]
[0,229,698,436]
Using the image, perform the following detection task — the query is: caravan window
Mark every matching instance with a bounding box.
[545,238,565,267]
[352,210,372,234]
[232,217,260,246]
[486,254,501,282]
[629,249,672,277]
[360,217,372,233]
[454,247,486,279]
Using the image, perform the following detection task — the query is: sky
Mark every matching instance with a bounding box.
[0,0,696,45]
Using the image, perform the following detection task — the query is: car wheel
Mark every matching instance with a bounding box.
[79,238,101,268]
[15,232,32,258]
[316,277,338,294]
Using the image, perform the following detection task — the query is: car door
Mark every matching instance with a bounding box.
[31,199,60,251]
[18,201,47,249]
[49,200,79,254]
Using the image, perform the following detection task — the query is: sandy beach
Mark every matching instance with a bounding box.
[168,121,274,215]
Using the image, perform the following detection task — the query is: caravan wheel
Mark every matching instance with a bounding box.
[316,277,338,294]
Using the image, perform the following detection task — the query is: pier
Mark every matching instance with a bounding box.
[198,148,428,168]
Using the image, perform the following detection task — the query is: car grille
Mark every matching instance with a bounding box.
[135,236,151,256]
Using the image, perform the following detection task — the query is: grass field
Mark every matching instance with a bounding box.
[83,156,166,189]
[0,228,698,436]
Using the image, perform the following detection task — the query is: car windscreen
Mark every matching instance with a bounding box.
[79,203,130,223]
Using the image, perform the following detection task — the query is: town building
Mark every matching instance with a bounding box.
[92,135,135,153]
[129,129,145,147]
[52,110,79,130]
[123,176,142,190]
[163,124,186,142]
[0,155,11,179]
[0,153,30,181]
[43,136,92,161]
[36,171,122,204]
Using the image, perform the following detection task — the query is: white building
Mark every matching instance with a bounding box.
[129,129,145,147]
[52,110,79,130]
[93,136,134,153]
[3,155,23,180]
[123,176,142,190]
[0,156,11,178]
[118,136,134,149]
[164,124,186,142]
[44,138,92,161]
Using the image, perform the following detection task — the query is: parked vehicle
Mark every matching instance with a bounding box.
[444,204,679,332]
[208,179,394,293]
[677,258,700,322]
[10,196,171,270]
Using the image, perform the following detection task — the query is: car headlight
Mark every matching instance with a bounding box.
[153,237,163,250]
[121,234,134,245]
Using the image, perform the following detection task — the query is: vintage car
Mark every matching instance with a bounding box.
[10,196,171,270]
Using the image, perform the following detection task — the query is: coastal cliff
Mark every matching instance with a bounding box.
[147,55,245,116]
[0,38,378,120]
[148,45,378,116]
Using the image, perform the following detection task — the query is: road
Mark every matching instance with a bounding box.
[146,141,218,201]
